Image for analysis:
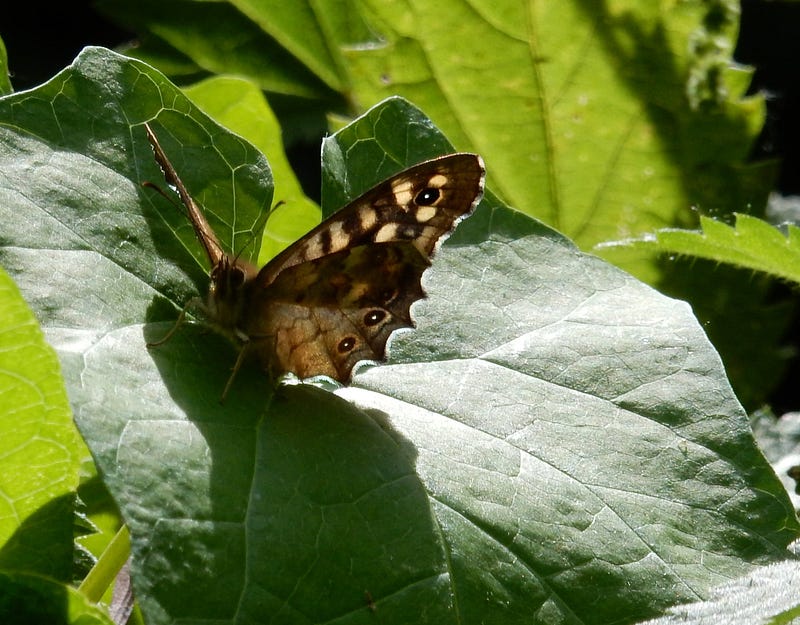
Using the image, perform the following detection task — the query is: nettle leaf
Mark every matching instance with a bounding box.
[0,47,797,625]
[0,268,84,581]
[601,213,800,286]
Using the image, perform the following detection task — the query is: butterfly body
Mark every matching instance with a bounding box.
[145,123,484,390]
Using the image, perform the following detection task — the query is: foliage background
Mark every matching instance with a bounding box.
[0,1,791,624]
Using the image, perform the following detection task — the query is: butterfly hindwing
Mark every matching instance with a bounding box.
[246,242,428,380]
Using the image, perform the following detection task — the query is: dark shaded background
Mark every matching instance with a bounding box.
[736,0,800,197]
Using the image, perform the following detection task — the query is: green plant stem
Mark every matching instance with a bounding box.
[78,524,131,603]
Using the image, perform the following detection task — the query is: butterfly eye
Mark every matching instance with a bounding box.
[229,266,247,289]
[338,336,356,353]
[415,187,440,206]
[364,310,387,326]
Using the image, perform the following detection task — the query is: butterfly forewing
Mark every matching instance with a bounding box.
[145,123,227,268]
[255,154,485,288]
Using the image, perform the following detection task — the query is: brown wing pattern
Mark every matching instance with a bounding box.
[255,153,485,287]
[246,243,429,380]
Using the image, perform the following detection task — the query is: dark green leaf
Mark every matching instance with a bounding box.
[0,571,114,625]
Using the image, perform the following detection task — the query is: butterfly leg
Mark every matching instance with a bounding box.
[220,339,251,403]
[146,297,201,348]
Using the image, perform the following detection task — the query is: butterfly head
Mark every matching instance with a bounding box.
[206,256,257,339]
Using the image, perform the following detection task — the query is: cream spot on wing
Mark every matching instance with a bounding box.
[328,222,349,251]
[427,173,448,188]
[360,207,378,230]
[392,180,415,208]
[374,223,398,243]
[414,225,440,254]
[343,281,371,304]
[303,238,323,260]
[416,204,437,223]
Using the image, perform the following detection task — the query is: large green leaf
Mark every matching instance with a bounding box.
[91,0,792,444]
[0,47,796,624]
[346,1,767,249]
[0,268,83,581]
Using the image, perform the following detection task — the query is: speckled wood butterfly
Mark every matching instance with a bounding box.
[145,123,485,397]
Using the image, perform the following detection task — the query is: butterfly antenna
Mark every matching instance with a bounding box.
[230,200,282,264]
[146,297,199,349]
[142,180,181,209]
[231,228,260,265]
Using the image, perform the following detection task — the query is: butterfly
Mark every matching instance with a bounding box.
[144,123,485,397]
